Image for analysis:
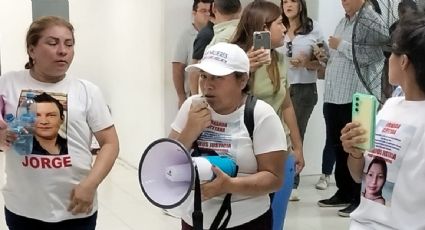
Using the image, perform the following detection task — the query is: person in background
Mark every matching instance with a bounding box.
[0,16,119,229]
[172,0,212,107]
[205,0,241,49]
[189,0,241,96]
[189,1,216,95]
[232,0,304,181]
[171,42,288,229]
[317,0,389,217]
[341,11,425,229]
[279,0,329,200]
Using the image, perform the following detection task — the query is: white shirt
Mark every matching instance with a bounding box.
[350,97,425,230]
[278,20,327,84]
[171,95,287,228]
[0,70,113,222]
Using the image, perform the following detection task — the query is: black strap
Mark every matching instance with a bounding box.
[209,166,238,230]
[244,94,257,141]
[210,193,232,230]
[192,167,203,230]
[191,94,256,229]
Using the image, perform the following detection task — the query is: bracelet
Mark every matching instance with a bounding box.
[349,152,363,160]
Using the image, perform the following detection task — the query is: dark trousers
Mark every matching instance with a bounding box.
[181,208,272,230]
[289,83,318,188]
[5,207,97,230]
[322,103,361,204]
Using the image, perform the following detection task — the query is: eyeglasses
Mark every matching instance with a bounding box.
[196,9,210,15]
[286,41,293,58]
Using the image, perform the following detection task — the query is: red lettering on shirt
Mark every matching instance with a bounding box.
[22,156,72,169]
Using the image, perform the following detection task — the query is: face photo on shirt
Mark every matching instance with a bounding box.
[362,157,388,205]
[18,90,68,156]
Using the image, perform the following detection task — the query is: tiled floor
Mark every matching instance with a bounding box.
[0,154,350,229]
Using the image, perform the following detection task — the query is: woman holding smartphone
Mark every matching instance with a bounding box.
[231,0,305,195]
[341,12,425,229]
[280,0,329,197]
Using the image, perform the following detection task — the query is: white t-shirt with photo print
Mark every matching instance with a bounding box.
[350,97,425,230]
[0,70,113,222]
[171,95,287,228]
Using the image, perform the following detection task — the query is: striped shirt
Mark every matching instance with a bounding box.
[324,6,389,104]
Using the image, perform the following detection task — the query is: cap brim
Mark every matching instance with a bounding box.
[185,59,234,76]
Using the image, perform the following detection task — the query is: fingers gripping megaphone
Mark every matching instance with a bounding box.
[138,138,237,209]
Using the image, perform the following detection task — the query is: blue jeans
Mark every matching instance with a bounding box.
[5,207,97,230]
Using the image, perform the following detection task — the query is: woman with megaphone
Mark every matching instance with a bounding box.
[168,42,288,230]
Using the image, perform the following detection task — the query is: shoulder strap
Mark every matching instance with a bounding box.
[244,94,257,141]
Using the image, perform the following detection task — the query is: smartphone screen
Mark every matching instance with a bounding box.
[352,93,378,150]
[253,31,271,50]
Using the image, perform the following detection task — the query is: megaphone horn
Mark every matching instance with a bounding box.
[138,138,237,209]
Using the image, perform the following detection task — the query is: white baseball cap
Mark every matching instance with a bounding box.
[185,42,250,76]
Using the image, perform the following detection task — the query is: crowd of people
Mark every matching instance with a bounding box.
[0,0,424,229]
[168,0,425,229]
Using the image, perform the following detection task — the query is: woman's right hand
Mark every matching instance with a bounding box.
[312,44,328,63]
[0,119,17,151]
[247,47,271,72]
[340,122,366,157]
[183,101,211,139]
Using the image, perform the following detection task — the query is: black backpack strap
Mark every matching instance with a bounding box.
[192,166,203,230]
[193,95,256,229]
[244,94,257,141]
[209,166,239,230]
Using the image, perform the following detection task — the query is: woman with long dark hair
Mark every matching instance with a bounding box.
[280,0,329,199]
[341,11,425,229]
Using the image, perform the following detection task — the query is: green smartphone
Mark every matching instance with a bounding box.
[352,93,378,150]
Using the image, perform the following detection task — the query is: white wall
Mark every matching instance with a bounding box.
[0,1,32,72]
[0,0,165,167]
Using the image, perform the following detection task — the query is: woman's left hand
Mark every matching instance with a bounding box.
[289,52,309,68]
[293,148,305,174]
[247,47,271,72]
[201,166,231,201]
[68,180,97,215]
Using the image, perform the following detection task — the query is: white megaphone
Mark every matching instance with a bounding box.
[138,138,237,209]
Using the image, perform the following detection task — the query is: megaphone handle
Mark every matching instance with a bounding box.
[192,166,203,230]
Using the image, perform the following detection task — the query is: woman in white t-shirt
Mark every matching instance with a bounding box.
[170,42,288,230]
[341,12,425,229]
[279,0,330,196]
[0,16,119,229]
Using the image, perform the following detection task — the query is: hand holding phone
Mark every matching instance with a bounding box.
[253,31,271,50]
[352,93,378,150]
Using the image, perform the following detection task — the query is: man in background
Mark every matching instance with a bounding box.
[172,0,212,107]
[189,2,215,95]
[317,0,389,217]
[189,0,241,94]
